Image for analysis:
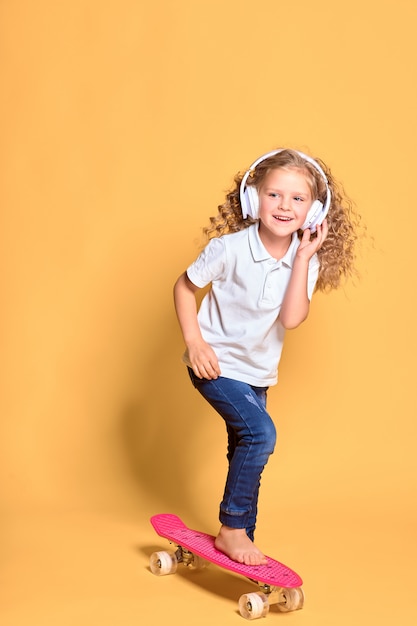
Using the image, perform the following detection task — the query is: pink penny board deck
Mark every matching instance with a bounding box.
[150,513,302,588]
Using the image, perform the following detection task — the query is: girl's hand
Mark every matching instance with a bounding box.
[188,339,221,380]
[297,219,329,260]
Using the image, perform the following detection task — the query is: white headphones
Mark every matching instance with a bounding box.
[239,149,331,232]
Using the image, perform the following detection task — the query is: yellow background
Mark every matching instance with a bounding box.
[1,1,416,624]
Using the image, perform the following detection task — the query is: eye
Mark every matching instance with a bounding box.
[294,196,304,202]
[268,192,279,198]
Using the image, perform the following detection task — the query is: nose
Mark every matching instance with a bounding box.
[279,196,291,211]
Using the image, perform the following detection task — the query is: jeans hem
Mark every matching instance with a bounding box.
[219,509,252,530]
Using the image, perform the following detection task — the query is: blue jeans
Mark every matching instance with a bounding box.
[188,369,276,541]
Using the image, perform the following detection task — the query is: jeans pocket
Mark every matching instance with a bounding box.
[187,367,197,388]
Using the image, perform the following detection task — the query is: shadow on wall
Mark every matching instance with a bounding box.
[118,316,217,525]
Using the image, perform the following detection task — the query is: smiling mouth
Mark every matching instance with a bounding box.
[274,215,293,222]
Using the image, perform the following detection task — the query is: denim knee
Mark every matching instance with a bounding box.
[261,418,277,455]
[249,414,277,458]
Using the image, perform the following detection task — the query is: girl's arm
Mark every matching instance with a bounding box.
[278,257,311,329]
[279,221,328,329]
[173,272,221,379]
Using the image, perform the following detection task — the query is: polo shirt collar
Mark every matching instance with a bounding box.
[248,224,299,267]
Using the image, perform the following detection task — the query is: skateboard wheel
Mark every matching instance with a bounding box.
[188,554,208,571]
[149,550,178,576]
[238,592,269,620]
[276,587,304,612]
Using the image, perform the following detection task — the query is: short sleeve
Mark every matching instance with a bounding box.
[186,237,226,288]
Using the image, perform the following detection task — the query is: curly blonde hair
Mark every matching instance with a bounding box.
[203,149,363,292]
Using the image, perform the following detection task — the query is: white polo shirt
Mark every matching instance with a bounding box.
[183,223,320,387]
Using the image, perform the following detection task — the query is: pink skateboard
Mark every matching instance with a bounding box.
[149,513,304,619]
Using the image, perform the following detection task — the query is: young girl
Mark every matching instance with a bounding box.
[173,148,360,566]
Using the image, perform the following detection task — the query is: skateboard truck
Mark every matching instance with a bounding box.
[154,541,207,572]
[240,583,305,617]
[179,547,206,569]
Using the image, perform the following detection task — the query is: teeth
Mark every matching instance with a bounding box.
[277,216,291,221]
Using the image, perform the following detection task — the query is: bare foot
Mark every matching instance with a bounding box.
[214,525,268,566]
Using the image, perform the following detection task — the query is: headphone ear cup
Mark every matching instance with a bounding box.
[301,199,324,232]
[242,185,260,219]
